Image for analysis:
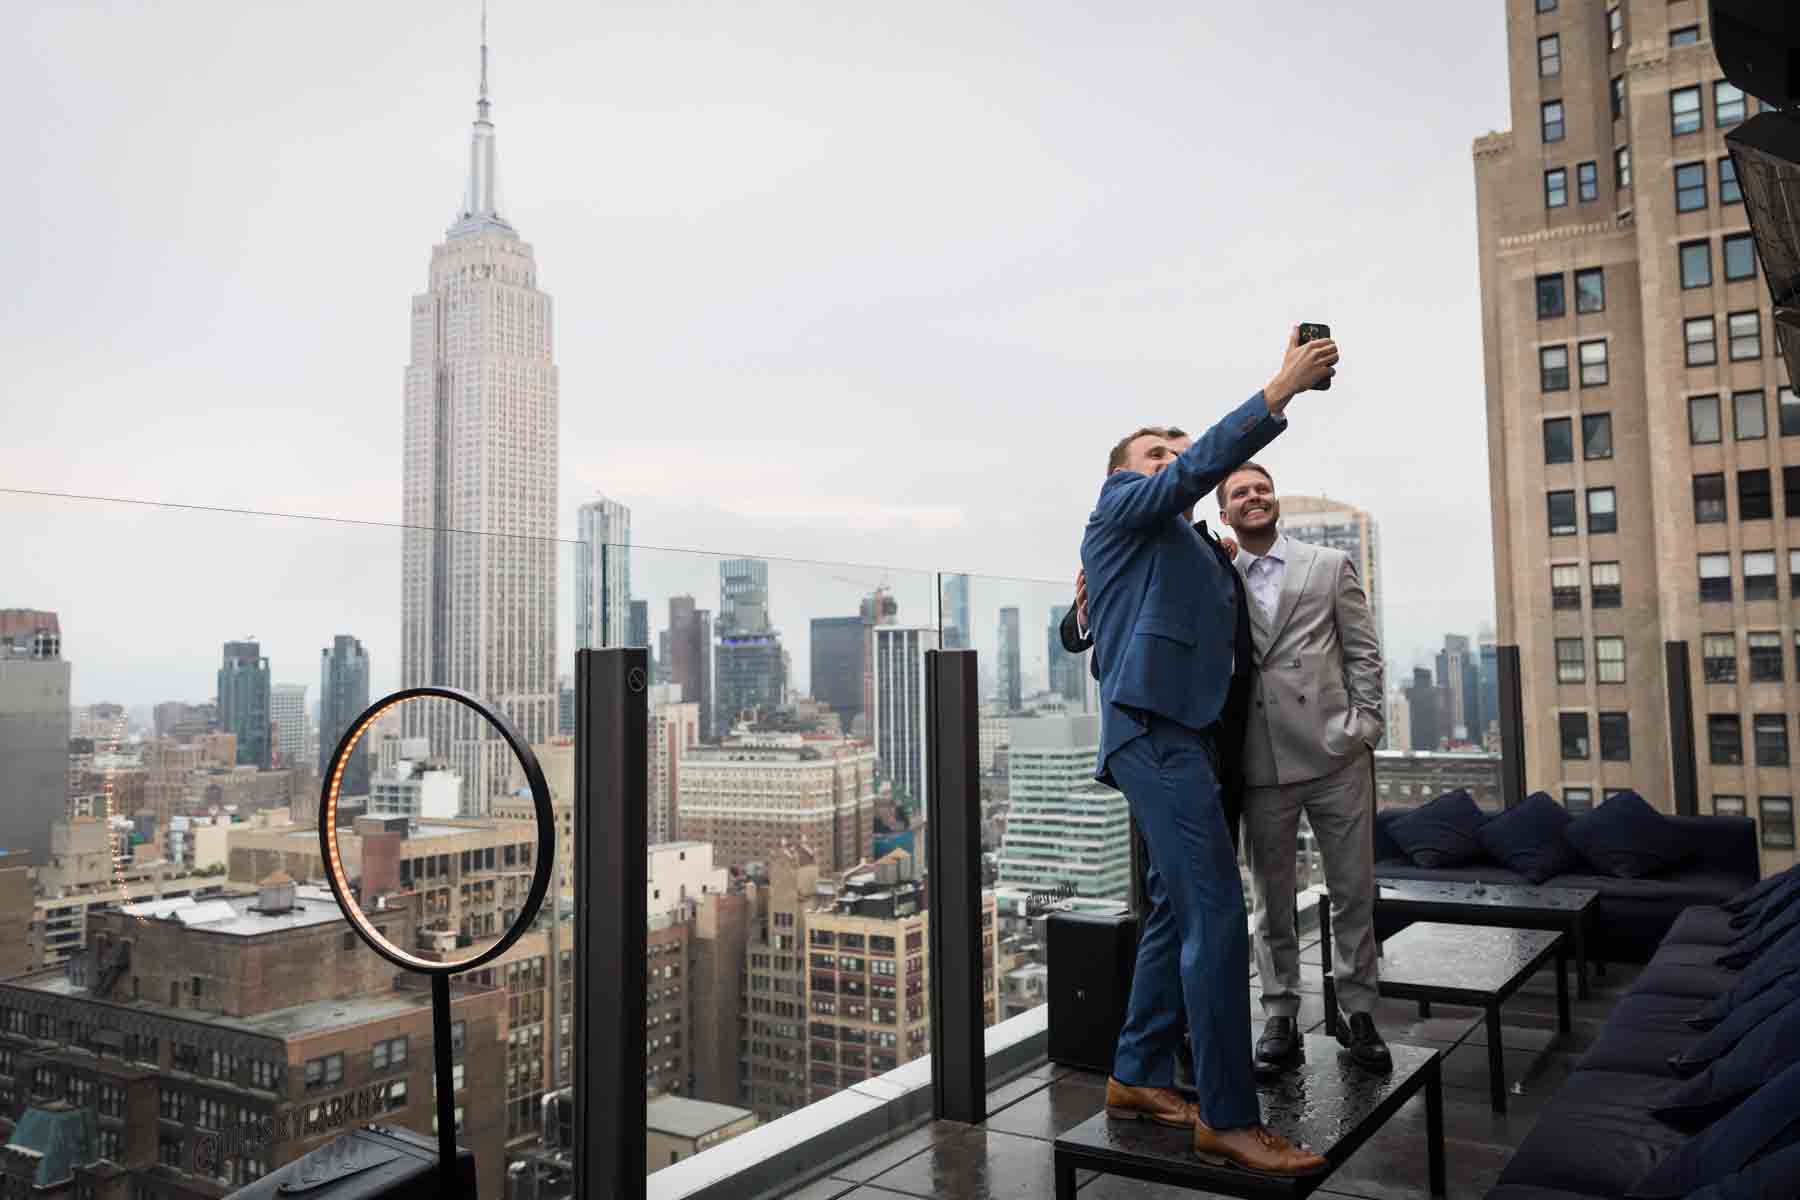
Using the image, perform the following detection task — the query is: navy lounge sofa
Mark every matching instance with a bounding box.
[1484,866,1800,1199]
[1372,796,1760,965]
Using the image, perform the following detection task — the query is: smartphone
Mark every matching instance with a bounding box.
[1298,322,1332,390]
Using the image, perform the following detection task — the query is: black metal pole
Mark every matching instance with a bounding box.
[925,648,986,1123]
[431,973,459,1195]
[1665,641,1700,816]
[1496,645,1527,810]
[574,648,649,1200]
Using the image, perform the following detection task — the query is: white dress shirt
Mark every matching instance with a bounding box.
[1234,531,1289,628]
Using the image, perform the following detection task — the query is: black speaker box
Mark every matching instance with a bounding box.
[1046,906,1139,1074]
[223,1125,477,1199]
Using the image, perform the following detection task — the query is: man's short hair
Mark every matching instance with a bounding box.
[1106,427,1175,474]
[1216,461,1274,507]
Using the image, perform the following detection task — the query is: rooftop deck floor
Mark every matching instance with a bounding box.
[786,933,1642,1200]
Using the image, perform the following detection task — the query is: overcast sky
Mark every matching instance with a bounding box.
[3,2,1511,708]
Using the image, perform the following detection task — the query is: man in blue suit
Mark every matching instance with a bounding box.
[1084,327,1336,1175]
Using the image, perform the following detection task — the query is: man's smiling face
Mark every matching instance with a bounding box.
[1220,467,1278,534]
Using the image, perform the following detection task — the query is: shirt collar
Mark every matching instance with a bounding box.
[1237,531,1289,573]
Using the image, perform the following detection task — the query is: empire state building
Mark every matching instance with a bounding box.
[401,19,558,809]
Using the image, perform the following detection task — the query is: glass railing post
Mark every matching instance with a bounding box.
[574,648,649,1199]
[924,648,985,1123]
[1664,640,1700,816]
[1496,645,1527,810]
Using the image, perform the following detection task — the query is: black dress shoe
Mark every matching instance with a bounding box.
[1256,1016,1299,1065]
[1336,1011,1392,1071]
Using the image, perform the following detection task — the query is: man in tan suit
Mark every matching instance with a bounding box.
[1219,462,1390,1071]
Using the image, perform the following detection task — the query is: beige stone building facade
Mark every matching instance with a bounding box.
[678,734,875,877]
[1478,0,1797,874]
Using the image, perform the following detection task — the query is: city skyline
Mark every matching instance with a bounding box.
[2,2,1508,685]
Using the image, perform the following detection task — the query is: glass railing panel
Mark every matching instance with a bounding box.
[0,489,578,1200]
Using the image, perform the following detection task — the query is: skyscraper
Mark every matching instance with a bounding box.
[400,18,558,805]
[1478,627,1501,749]
[1279,495,1385,656]
[871,625,939,815]
[628,600,650,650]
[668,597,715,742]
[218,640,272,770]
[1435,634,1474,741]
[576,497,631,650]
[1406,666,1446,755]
[719,558,770,634]
[0,610,70,860]
[715,631,786,731]
[319,635,371,797]
[270,684,308,768]
[941,574,971,651]
[998,714,1130,901]
[811,615,866,735]
[1046,605,1085,706]
[996,607,1022,712]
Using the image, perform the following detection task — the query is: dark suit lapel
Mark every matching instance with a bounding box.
[1267,539,1315,647]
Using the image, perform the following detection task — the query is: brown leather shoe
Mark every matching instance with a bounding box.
[1192,1121,1328,1176]
[1104,1078,1198,1128]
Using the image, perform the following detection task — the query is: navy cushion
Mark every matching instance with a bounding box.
[1691,923,1800,1028]
[1372,807,1404,863]
[1668,905,1742,947]
[1720,901,1800,970]
[1654,991,1800,1132]
[1565,790,1693,879]
[1497,1070,1688,1196]
[1631,1059,1800,1197]
[1723,864,1800,914]
[1671,979,1800,1077]
[1476,791,1583,884]
[1681,1140,1800,1200]
[1385,789,1490,869]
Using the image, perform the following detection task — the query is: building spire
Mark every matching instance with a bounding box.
[453,0,511,236]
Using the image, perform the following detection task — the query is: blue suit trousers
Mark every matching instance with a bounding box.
[1109,714,1259,1130]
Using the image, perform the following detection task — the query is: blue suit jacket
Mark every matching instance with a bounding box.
[1081,392,1287,785]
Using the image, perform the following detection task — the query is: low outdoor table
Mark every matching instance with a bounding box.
[1366,878,1600,999]
[1371,922,1569,1113]
[1053,1037,1444,1199]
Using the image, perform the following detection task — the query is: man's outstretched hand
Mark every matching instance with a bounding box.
[1075,569,1089,632]
[1265,326,1338,413]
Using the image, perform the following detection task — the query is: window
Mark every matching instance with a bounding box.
[1710,714,1744,764]
[1537,0,1556,10]
[1542,100,1565,143]
[1549,490,1578,535]
[1539,34,1561,77]
[1763,798,1796,849]
[1680,240,1712,287]
[1719,157,1742,204]
[1608,5,1623,49]
[1670,25,1700,47]
[1615,145,1631,188]
[1587,486,1617,533]
[304,1054,342,1092]
[372,1037,408,1072]
[1556,638,1586,683]
[1727,311,1761,359]
[1732,390,1767,440]
[1599,712,1631,761]
[1676,162,1708,211]
[1564,787,1594,814]
[1611,75,1625,121]
[1560,712,1590,759]
[1596,636,1626,683]
[1582,413,1612,459]
[1703,634,1737,683]
[1541,344,1570,391]
[1744,550,1778,601]
[1700,553,1733,602]
[159,1133,183,1169]
[1591,561,1621,608]
[1552,563,1582,609]
[1782,388,1800,436]
[1724,233,1757,281]
[1793,548,1800,595]
[1690,394,1722,443]
[1716,81,1748,127]
[1579,339,1609,386]
[1755,715,1790,766]
[158,1087,181,1119]
[1575,267,1605,312]
[1739,469,1773,520]
[1715,794,1746,817]
[1536,273,1566,318]
[1748,632,1785,682]
[1545,167,1568,208]
[1694,473,1727,523]
[1672,86,1703,135]
[1577,161,1598,202]
[1685,316,1717,365]
[1543,417,1574,464]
